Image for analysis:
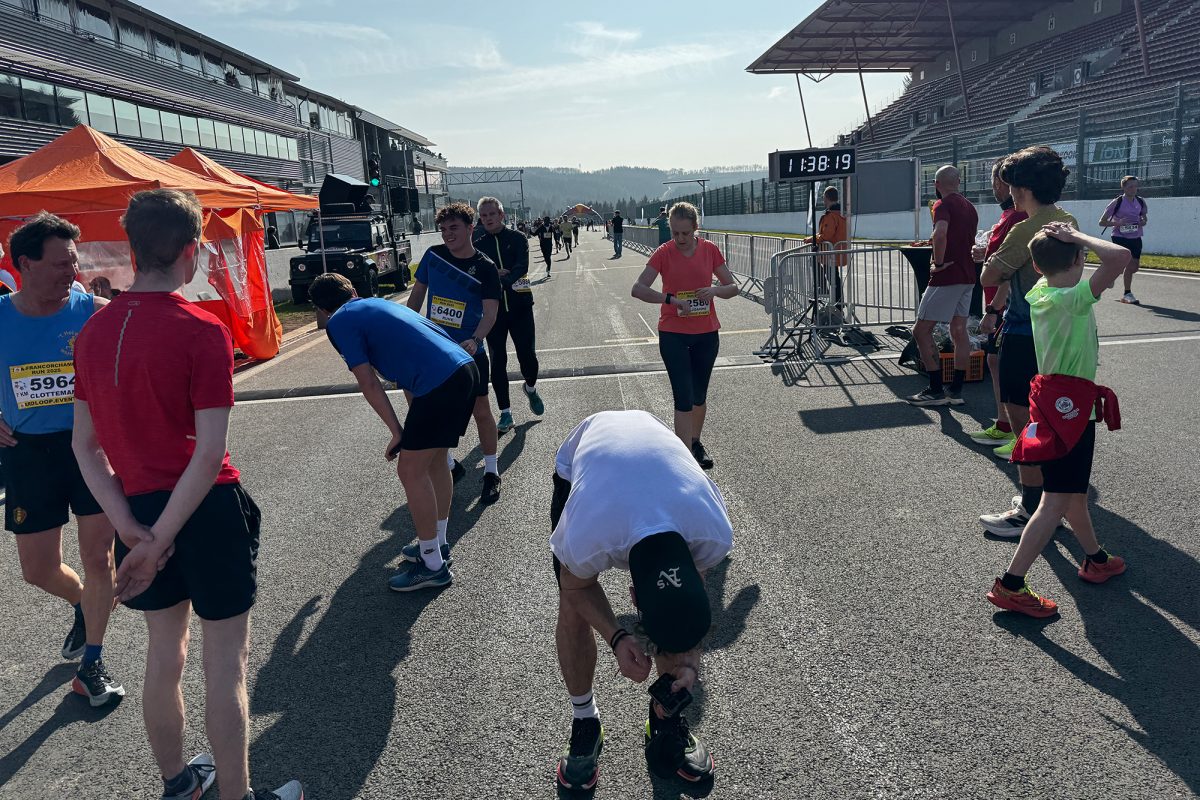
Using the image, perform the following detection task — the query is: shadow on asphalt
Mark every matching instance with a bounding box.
[0,674,123,787]
[993,505,1200,795]
[1134,303,1200,324]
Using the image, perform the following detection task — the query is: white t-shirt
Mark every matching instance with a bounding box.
[550,410,734,578]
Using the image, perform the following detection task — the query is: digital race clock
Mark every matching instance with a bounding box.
[769,147,857,182]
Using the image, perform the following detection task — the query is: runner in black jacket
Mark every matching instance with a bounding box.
[533,217,554,275]
[476,198,545,433]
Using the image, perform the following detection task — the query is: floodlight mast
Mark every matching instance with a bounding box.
[662,178,709,226]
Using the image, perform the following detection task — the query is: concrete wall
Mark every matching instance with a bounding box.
[707,196,1200,254]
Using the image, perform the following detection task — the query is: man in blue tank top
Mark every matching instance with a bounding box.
[408,202,504,506]
[0,212,124,706]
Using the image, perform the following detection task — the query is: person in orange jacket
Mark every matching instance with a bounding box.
[805,186,848,300]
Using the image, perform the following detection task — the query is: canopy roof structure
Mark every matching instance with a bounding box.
[747,0,1048,74]
[167,148,318,212]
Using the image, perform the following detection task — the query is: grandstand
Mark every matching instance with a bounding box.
[750,0,1200,206]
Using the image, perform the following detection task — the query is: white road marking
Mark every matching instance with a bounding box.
[636,313,657,336]
[1099,334,1200,346]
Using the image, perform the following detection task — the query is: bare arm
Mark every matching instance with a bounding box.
[632,265,686,314]
[696,263,739,300]
[352,364,401,438]
[406,281,427,312]
[559,567,652,683]
[930,220,949,270]
[473,298,498,341]
[71,399,143,539]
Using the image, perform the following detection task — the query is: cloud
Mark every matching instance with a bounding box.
[194,0,322,13]
[767,86,787,100]
[244,19,390,44]
[567,21,641,43]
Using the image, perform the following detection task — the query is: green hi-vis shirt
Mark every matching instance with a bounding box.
[988,205,1077,333]
[1026,277,1100,382]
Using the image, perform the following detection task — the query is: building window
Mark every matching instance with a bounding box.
[117,19,148,54]
[254,129,267,155]
[38,0,71,27]
[0,73,20,119]
[286,137,297,160]
[160,110,182,143]
[264,133,278,158]
[243,127,258,154]
[55,85,87,126]
[138,105,161,139]
[198,117,216,149]
[179,115,200,146]
[22,79,57,123]
[230,64,252,91]
[229,124,245,153]
[203,53,224,79]
[0,0,36,11]
[214,120,231,150]
[179,43,202,73]
[113,98,140,136]
[152,32,177,64]
[85,92,116,133]
[76,3,112,40]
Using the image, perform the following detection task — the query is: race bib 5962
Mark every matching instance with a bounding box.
[512,277,532,293]
[430,296,466,328]
[675,290,712,317]
[10,360,75,410]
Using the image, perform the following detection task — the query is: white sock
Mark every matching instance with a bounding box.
[484,454,498,475]
[499,407,510,416]
[570,691,598,720]
[446,451,456,469]
[524,383,536,393]
[436,518,448,548]
[420,538,444,571]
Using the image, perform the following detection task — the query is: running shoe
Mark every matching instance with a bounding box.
[401,541,451,566]
[496,410,514,434]
[1078,553,1127,584]
[1119,291,1140,305]
[72,658,126,707]
[450,459,465,483]
[556,716,604,791]
[481,472,501,505]
[62,614,86,660]
[524,385,545,416]
[943,388,965,406]
[992,439,1016,460]
[692,440,714,470]
[970,424,1016,445]
[388,560,453,592]
[644,707,715,783]
[979,496,1032,538]
[986,577,1058,618]
[905,388,948,407]
[161,753,216,800]
[249,780,305,800]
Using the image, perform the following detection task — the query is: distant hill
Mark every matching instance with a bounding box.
[447,165,766,219]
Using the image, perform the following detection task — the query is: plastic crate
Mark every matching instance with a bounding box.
[940,350,986,383]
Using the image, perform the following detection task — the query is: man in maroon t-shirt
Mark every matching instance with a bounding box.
[906,165,980,407]
[72,190,302,800]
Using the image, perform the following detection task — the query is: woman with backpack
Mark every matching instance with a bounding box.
[1099,175,1148,304]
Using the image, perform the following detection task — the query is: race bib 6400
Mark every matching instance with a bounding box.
[10,360,75,410]
[430,296,466,328]
[675,290,711,317]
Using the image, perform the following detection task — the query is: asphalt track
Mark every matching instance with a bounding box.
[2,230,1199,799]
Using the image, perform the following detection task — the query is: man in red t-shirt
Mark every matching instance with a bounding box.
[906,165,979,407]
[72,190,302,800]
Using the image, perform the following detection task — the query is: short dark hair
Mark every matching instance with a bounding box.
[309,273,355,312]
[1029,231,1082,275]
[999,146,1070,205]
[121,189,203,273]
[435,202,475,227]
[823,186,839,201]
[8,211,80,271]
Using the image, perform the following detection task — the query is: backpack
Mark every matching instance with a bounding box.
[1111,195,1147,216]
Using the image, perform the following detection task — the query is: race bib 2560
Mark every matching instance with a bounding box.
[430,296,466,328]
[10,360,75,409]
[675,290,712,317]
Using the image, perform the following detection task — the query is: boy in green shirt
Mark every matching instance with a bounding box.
[987,221,1131,617]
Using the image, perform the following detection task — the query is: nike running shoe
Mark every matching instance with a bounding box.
[1120,291,1140,305]
[524,384,545,416]
[556,716,604,791]
[388,561,453,593]
[691,440,714,470]
[943,388,965,406]
[986,577,1058,618]
[481,472,501,505]
[905,388,948,407]
[249,780,305,800]
[1078,553,1127,584]
[496,410,514,434]
[970,424,1016,445]
[992,439,1016,460]
[401,541,451,565]
[62,614,86,660]
[161,753,216,800]
[72,658,126,707]
[450,459,465,483]
[644,707,715,783]
[979,496,1031,538]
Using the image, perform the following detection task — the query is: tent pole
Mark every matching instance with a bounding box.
[945,0,973,121]
[852,39,876,142]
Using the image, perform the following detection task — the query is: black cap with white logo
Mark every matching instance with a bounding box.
[628,531,711,654]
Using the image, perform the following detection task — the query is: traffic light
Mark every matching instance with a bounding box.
[367,155,381,187]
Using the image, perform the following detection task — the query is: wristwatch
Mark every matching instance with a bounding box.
[473,337,484,349]
[984,306,1000,316]
[664,292,674,305]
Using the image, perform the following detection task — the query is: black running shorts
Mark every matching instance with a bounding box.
[400,361,479,452]
[3,431,102,534]
[1112,236,1143,260]
[658,330,720,413]
[116,483,260,621]
[472,347,490,398]
[998,332,1038,407]
[1041,421,1096,495]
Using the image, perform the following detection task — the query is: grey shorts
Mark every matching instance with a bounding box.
[917,284,973,323]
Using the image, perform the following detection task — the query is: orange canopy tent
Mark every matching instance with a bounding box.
[167,148,317,213]
[0,126,285,359]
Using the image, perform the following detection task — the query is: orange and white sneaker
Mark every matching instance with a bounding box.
[1078,553,1126,584]
[986,578,1059,618]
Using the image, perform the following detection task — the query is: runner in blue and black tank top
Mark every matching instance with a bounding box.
[0,212,124,705]
[407,201,504,508]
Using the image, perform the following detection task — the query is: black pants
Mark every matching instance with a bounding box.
[486,302,540,411]
[538,239,552,268]
[658,330,720,412]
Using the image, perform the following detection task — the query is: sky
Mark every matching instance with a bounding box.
[142,0,906,171]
